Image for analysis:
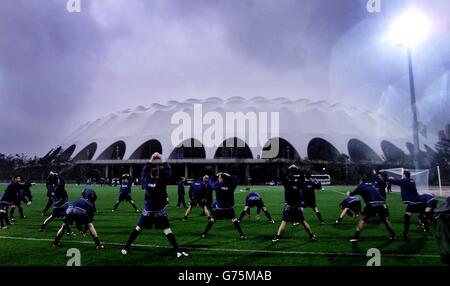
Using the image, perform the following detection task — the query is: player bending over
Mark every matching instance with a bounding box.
[418,193,437,232]
[238,192,274,224]
[112,174,139,213]
[335,196,362,224]
[53,190,103,249]
[385,169,424,240]
[0,175,22,229]
[200,172,247,240]
[348,177,396,243]
[272,164,316,243]
[39,172,74,235]
[121,153,188,258]
[10,179,33,221]
[183,175,211,221]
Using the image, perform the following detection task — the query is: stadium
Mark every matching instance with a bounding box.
[43,96,439,184]
[1,0,450,272]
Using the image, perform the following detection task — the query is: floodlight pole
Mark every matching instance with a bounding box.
[407,47,420,170]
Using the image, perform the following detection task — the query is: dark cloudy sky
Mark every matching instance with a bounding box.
[0,0,449,156]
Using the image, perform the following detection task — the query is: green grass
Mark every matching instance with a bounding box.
[0,184,446,266]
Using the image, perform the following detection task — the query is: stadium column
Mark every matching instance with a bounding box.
[215,164,218,175]
[184,164,188,178]
[105,165,109,178]
[245,165,250,185]
[129,165,133,178]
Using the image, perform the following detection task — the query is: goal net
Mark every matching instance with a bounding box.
[384,168,430,194]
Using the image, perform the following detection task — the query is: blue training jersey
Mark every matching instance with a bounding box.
[389,177,420,203]
[349,183,385,206]
[141,162,171,212]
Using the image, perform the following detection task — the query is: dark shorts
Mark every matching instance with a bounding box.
[11,199,21,207]
[190,199,207,208]
[52,207,68,218]
[301,199,317,209]
[64,213,91,226]
[211,208,236,220]
[362,204,387,219]
[119,192,132,202]
[247,199,264,209]
[405,202,425,213]
[137,212,170,230]
[282,205,305,223]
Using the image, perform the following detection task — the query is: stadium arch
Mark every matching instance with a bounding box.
[97,141,126,160]
[307,137,340,161]
[214,137,253,159]
[261,137,300,160]
[129,139,163,160]
[72,143,97,161]
[348,139,382,163]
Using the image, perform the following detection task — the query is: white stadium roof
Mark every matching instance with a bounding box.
[48,97,437,164]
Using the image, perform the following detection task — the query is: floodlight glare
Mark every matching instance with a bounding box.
[388,8,430,47]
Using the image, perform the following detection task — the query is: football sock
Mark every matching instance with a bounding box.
[263,210,273,221]
[233,221,245,236]
[238,211,246,221]
[166,233,180,252]
[124,229,140,250]
[315,211,324,222]
[202,221,214,235]
[403,214,411,235]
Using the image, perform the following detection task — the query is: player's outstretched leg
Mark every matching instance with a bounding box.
[121,226,142,254]
[53,223,66,247]
[350,216,367,242]
[382,218,396,240]
[201,217,215,238]
[231,218,247,239]
[129,200,139,212]
[402,213,412,240]
[9,206,16,221]
[314,207,325,225]
[262,207,274,223]
[163,228,188,258]
[112,201,121,212]
[42,199,52,216]
[18,206,25,219]
[40,215,54,231]
[336,208,348,224]
[238,206,249,222]
[272,220,287,242]
[87,223,104,249]
[183,205,192,221]
[300,220,316,241]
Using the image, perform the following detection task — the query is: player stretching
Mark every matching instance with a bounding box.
[418,193,437,232]
[0,176,21,229]
[183,175,211,221]
[348,177,396,242]
[112,174,139,213]
[272,164,316,243]
[200,172,247,240]
[10,179,33,221]
[335,196,362,224]
[121,153,188,258]
[53,190,104,249]
[39,172,74,235]
[238,192,274,224]
[385,169,423,240]
[176,177,187,208]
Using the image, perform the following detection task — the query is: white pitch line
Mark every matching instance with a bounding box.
[0,235,440,259]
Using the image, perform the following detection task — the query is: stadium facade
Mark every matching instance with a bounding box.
[44,97,438,183]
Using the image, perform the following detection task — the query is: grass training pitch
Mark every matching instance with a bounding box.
[0,184,446,266]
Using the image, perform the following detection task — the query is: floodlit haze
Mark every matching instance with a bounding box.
[0,0,449,156]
